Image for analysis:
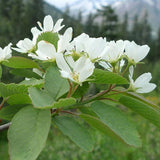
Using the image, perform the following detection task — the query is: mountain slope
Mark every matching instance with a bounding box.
[45,0,160,34]
[112,0,160,34]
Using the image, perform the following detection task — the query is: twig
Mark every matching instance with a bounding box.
[72,84,79,95]
[60,110,78,116]
[0,122,11,131]
[0,98,8,110]
[67,79,72,98]
[98,97,118,102]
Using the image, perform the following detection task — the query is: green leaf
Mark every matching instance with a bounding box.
[36,32,59,50]
[119,95,160,129]
[28,87,55,108]
[72,82,89,98]
[53,115,94,151]
[125,92,160,111]
[0,65,2,79]
[44,65,69,99]
[0,104,29,121]
[2,56,39,69]
[89,69,128,84]
[10,69,42,79]
[7,94,32,105]
[52,98,76,109]
[79,107,98,118]
[29,87,76,109]
[20,78,44,88]
[89,101,141,147]
[8,106,51,160]
[0,83,28,98]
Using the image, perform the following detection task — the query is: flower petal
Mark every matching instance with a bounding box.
[36,41,56,60]
[43,15,53,32]
[53,19,64,32]
[136,83,156,93]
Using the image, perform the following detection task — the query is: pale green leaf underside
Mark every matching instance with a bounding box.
[29,87,76,109]
[90,101,141,147]
[53,115,94,151]
[44,65,69,100]
[8,106,51,160]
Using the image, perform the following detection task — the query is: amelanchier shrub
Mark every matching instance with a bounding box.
[0,15,158,160]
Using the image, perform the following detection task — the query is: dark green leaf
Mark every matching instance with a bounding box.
[72,82,89,98]
[0,104,29,121]
[54,115,94,151]
[90,101,141,147]
[0,83,28,98]
[89,69,128,84]
[36,32,59,50]
[119,95,160,129]
[2,56,39,69]
[8,106,51,160]
[7,94,32,105]
[44,65,69,99]
[0,65,2,79]
[10,69,42,79]
[125,92,160,111]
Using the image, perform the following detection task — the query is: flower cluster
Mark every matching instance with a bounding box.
[1,15,156,93]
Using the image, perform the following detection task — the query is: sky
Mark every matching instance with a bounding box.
[45,0,76,8]
[45,0,117,9]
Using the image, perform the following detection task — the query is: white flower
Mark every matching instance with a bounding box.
[57,27,73,53]
[37,15,64,33]
[29,40,57,61]
[68,33,107,62]
[0,43,12,62]
[125,41,150,64]
[12,27,40,54]
[101,40,126,63]
[28,27,72,61]
[129,66,156,93]
[56,53,95,84]
[12,38,35,54]
[85,37,107,61]
[31,27,42,44]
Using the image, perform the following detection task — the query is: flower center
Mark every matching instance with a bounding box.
[71,72,79,82]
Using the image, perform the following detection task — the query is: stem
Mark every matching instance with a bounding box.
[63,84,115,110]
[0,122,11,131]
[60,110,78,116]
[0,98,8,110]
[98,97,118,103]
[71,84,79,95]
[67,79,72,98]
[121,63,131,76]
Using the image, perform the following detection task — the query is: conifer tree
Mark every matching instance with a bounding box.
[23,0,45,38]
[140,11,151,44]
[9,0,24,43]
[98,6,119,40]
[119,12,129,39]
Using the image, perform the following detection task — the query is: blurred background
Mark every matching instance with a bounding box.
[1,0,160,159]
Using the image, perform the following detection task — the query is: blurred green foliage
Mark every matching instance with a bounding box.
[0,1,160,159]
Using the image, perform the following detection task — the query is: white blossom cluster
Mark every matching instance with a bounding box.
[0,15,156,93]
